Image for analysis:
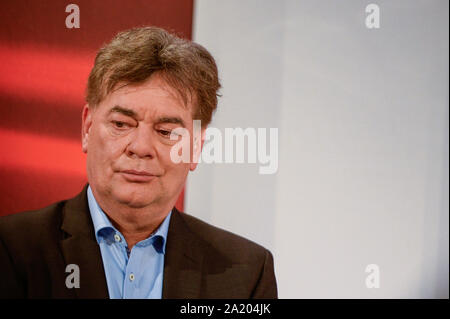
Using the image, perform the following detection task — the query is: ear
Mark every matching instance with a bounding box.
[81,104,93,153]
[190,127,206,171]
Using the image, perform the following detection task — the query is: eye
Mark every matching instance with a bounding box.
[158,129,171,137]
[112,121,130,129]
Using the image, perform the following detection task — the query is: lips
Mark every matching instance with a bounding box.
[120,170,157,182]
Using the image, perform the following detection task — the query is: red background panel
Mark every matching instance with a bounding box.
[0,0,193,216]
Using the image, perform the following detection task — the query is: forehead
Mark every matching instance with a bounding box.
[99,75,193,119]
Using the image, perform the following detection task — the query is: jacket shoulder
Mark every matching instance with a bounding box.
[0,201,67,246]
[178,211,271,263]
[175,211,278,298]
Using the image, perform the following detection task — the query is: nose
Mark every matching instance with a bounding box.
[126,126,156,159]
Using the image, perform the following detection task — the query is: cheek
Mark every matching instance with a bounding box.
[157,144,176,168]
[90,127,127,164]
[158,144,190,175]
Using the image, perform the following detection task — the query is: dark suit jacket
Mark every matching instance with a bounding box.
[0,185,277,298]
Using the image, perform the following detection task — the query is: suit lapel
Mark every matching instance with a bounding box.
[162,208,205,298]
[60,185,109,299]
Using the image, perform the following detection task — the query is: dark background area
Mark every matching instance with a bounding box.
[0,0,193,215]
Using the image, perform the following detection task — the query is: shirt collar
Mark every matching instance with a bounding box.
[87,185,171,254]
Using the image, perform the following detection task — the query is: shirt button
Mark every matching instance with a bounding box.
[114,234,121,242]
[129,273,135,281]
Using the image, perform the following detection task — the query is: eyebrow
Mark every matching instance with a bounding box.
[109,105,137,118]
[109,105,185,127]
[155,116,186,128]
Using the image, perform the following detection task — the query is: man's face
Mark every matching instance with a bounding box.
[81,74,201,210]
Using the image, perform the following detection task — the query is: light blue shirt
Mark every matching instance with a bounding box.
[87,186,171,299]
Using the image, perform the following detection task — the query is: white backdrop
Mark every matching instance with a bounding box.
[187,0,449,298]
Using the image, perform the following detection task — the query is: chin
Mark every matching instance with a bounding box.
[113,185,161,208]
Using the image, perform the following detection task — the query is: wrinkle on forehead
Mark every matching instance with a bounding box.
[100,76,194,126]
[111,72,194,111]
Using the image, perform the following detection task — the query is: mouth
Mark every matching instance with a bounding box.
[120,170,157,183]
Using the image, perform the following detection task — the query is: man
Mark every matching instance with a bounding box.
[0,27,277,298]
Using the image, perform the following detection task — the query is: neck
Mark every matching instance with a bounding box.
[92,193,173,250]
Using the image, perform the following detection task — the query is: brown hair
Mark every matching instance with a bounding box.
[86,26,221,127]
